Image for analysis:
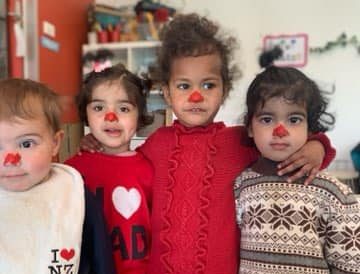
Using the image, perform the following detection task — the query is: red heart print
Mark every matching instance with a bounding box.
[60,248,75,261]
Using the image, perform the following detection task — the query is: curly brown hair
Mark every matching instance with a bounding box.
[153,13,240,98]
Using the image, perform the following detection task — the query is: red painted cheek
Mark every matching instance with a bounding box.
[104,112,118,122]
[272,124,289,138]
[3,153,21,165]
[188,90,204,103]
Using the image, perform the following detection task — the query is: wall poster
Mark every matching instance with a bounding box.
[263,33,308,67]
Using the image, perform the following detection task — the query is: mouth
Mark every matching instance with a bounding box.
[104,128,122,136]
[2,173,27,179]
[186,108,206,113]
[270,143,289,150]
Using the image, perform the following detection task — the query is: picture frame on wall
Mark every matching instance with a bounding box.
[263,33,308,67]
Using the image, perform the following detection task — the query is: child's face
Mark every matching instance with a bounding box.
[0,117,63,192]
[249,96,308,162]
[163,53,224,127]
[86,82,139,154]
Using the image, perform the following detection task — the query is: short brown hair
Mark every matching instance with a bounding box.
[0,78,61,132]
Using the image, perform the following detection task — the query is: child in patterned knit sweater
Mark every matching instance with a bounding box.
[65,63,154,274]
[80,14,336,274]
[0,78,115,274]
[234,66,360,274]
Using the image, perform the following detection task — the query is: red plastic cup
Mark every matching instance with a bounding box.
[97,30,109,43]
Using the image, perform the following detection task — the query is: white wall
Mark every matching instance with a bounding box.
[179,0,360,170]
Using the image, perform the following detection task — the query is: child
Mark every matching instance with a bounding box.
[234,66,360,273]
[80,13,336,274]
[0,78,115,274]
[65,63,154,274]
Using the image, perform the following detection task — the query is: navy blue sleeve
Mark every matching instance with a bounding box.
[78,187,116,274]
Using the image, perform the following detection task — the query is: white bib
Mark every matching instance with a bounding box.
[0,163,85,274]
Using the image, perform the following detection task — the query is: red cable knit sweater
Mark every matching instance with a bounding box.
[138,121,257,274]
[138,121,335,274]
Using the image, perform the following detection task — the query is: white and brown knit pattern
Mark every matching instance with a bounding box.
[234,170,360,274]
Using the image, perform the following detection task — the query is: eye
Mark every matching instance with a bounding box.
[259,116,273,124]
[119,106,130,113]
[19,139,36,149]
[177,83,190,90]
[88,102,105,112]
[93,105,104,112]
[289,116,303,124]
[202,82,215,90]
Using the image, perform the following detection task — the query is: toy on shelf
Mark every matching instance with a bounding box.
[86,1,175,43]
[82,49,114,74]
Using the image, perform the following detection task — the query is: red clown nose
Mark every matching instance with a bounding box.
[272,124,289,138]
[188,91,204,103]
[4,153,21,166]
[104,112,118,122]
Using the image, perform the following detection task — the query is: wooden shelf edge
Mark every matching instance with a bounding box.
[83,40,161,52]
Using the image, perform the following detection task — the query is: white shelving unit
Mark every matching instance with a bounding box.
[82,40,161,75]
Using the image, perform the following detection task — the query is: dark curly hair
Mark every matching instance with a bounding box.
[77,63,153,129]
[244,66,335,133]
[153,13,240,98]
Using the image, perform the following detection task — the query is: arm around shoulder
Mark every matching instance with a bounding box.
[308,132,336,169]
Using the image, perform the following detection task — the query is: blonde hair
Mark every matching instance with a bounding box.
[0,78,62,132]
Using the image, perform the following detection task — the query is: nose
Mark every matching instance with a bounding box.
[3,152,21,166]
[104,112,118,122]
[188,90,204,103]
[272,124,289,138]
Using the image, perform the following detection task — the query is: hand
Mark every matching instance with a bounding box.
[79,133,103,154]
[277,140,325,185]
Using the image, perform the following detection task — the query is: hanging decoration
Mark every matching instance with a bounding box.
[309,33,360,55]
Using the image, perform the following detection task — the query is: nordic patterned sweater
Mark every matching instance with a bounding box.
[137,121,335,274]
[234,157,360,274]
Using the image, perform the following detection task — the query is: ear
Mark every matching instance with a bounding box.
[52,130,64,157]
[162,85,172,106]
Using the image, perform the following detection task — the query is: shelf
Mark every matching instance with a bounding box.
[82,40,161,53]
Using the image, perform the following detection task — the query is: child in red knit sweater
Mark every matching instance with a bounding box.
[80,13,335,274]
[65,64,154,274]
